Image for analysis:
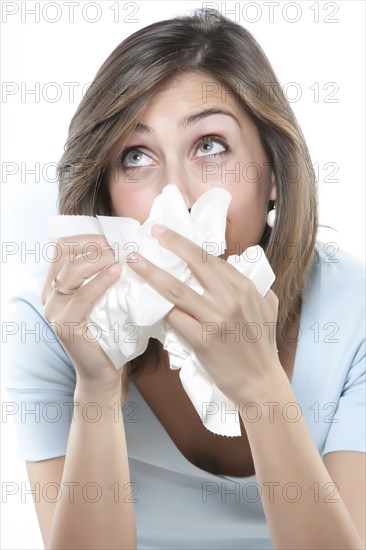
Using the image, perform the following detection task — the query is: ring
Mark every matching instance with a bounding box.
[51,278,80,296]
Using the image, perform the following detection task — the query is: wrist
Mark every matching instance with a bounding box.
[237,359,289,407]
[74,378,123,405]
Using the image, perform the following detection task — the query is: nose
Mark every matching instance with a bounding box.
[163,166,204,214]
[169,180,194,213]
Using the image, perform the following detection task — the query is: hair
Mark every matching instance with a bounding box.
[57,8,318,404]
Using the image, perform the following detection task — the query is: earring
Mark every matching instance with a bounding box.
[266,202,276,228]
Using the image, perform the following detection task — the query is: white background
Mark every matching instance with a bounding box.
[1,1,365,548]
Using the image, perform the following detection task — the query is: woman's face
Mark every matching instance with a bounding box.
[106,71,276,256]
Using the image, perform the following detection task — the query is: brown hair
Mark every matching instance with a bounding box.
[57,8,318,403]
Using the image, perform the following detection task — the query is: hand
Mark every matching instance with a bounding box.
[41,234,123,394]
[126,224,282,405]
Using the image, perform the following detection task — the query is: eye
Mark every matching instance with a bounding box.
[194,136,229,158]
[121,148,154,169]
[119,135,229,171]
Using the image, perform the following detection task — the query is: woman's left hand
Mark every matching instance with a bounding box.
[126,224,282,405]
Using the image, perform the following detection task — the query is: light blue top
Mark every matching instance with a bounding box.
[2,242,365,549]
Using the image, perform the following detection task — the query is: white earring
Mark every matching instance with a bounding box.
[266,202,276,228]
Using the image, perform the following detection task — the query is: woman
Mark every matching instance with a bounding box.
[3,8,365,549]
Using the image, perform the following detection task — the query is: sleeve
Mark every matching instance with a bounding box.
[322,338,366,456]
[2,293,77,462]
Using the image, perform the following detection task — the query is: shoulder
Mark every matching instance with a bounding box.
[315,241,365,287]
[308,241,365,317]
[301,241,365,367]
[5,263,49,319]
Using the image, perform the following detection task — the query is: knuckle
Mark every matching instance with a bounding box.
[74,246,114,270]
[92,246,115,263]
[168,281,187,301]
[60,260,72,278]
[219,298,241,319]
[79,243,103,259]
[241,276,256,292]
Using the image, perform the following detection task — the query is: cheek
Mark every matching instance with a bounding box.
[109,184,157,222]
[225,184,268,252]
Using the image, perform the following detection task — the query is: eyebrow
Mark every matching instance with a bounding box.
[131,108,242,135]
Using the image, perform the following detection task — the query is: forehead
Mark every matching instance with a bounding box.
[145,70,244,114]
[108,70,257,162]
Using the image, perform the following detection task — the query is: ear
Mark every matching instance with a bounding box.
[269,171,277,201]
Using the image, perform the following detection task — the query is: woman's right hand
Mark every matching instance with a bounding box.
[41,234,124,395]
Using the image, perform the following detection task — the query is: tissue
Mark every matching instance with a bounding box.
[48,183,275,436]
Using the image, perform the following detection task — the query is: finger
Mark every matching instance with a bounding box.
[41,234,111,303]
[164,307,202,349]
[52,246,115,296]
[127,252,218,324]
[151,225,233,299]
[61,261,122,322]
[151,226,271,299]
[56,234,111,255]
[52,235,112,274]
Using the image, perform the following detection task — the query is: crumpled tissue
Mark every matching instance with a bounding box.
[48,183,275,436]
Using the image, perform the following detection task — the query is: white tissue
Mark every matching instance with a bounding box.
[48,183,275,436]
